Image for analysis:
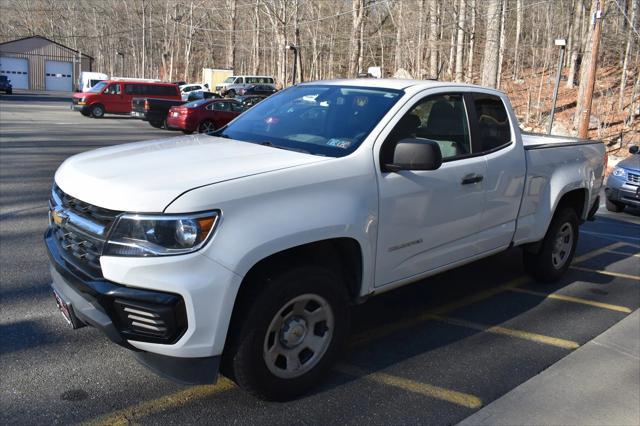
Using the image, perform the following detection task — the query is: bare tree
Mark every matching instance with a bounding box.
[348,0,366,77]
[481,0,502,88]
[428,0,439,78]
[454,0,466,82]
[619,0,638,110]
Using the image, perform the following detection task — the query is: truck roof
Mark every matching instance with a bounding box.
[299,78,500,93]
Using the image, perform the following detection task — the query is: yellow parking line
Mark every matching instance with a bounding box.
[572,242,627,264]
[508,288,632,313]
[88,378,235,426]
[351,276,530,347]
[336,364,482,409]
[571,266,640,281]
[607,250,640,258]
[430,315,579,350]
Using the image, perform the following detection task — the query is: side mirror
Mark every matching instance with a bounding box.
[385,138,443,172]
[629,145,639,154]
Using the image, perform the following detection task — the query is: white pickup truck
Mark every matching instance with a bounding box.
[46,79,605,400]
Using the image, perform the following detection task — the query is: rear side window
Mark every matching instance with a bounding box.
[125,84,143,95]
[211,101,231,111]
[472,94,511,152]
[144,85,178,96]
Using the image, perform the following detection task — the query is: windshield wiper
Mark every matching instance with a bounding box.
[258,141,310,154]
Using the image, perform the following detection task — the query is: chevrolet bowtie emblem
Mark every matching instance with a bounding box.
[51,208,69,226]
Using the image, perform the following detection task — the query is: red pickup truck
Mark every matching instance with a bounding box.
[71,80,181,118]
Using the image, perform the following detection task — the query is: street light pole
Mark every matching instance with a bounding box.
[285,45,297,86]
[548,38,566,135]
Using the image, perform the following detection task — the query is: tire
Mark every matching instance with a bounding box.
[181,129,194,135]
[149,120,164,129]
[80,110,90,117]
[226,89,236,98]
[224,266,350,401]
[523,207,579,283]
[605,198,625,212]
[90,104,104,118]
[198,120,216,134]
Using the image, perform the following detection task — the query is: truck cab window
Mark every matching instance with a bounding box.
[104,83,120,95]
[383,94,471,164]
[473,94,511,151]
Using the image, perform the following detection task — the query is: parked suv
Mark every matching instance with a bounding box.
[604,145,640,212]
[216,75,275,97]
[71,80,181,118]
[179,83,209,101]
[0,75,12,94]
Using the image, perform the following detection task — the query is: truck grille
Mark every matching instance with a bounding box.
[628,172,640,185]
[49,185,121,278]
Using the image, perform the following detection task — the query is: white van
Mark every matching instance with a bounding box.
[78,72,108,92]
[215,75,275,97]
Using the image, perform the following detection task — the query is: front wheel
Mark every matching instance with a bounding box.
[605,198,625,212]
[90,104,104,118]
[226,89,236,98]
[225,266,349,401]
[523,207,579,283]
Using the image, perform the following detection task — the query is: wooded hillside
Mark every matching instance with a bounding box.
[1,0,638,146]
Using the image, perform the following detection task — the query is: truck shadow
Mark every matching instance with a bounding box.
[309,222,639,399]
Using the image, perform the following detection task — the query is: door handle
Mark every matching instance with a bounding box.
[461,174,484,185]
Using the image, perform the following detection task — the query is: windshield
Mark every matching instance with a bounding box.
[223,77,236,83]
[89,81,108,93]
[217,85,403,157]
[183,99,211,108]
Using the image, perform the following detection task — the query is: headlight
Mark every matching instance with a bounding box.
[104,211,220,257]
[612,167,626,177]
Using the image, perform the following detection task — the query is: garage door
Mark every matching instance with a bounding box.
[45,60,72,91]
[0,57,29,89]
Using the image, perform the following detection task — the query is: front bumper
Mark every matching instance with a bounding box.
[605,179,640,207]
[71,103,89,113]
[45,228,224,384]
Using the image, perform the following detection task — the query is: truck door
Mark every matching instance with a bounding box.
[102,82,124,113]
[470,93,526,251]
[374,93,487,287]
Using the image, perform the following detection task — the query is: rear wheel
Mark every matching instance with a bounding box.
[80,110,90,117]
[523,207,579,283]
[182,129,194,135]
[224,266,349,401]
[149,120,164,129]
[90,104,104,118]
[198,120,216,134]
[605,198,625,212]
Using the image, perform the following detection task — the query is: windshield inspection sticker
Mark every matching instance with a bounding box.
[326,139,353,149]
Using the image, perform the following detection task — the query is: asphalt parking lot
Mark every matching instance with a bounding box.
[1,94,639,425]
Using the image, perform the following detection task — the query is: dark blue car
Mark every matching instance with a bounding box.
[605,145,640,212]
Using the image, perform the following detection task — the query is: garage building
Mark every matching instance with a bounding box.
[0,35,93,92]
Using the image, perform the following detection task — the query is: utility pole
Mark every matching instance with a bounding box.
[577,0,604,138]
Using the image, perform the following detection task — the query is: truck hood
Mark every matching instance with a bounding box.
[55,135,330,212]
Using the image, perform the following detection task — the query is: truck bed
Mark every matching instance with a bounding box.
[522,132,602,150]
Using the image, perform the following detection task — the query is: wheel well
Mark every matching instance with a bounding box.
[557,188,587,219]
[221,238,363,371]
[238,238,363,302]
